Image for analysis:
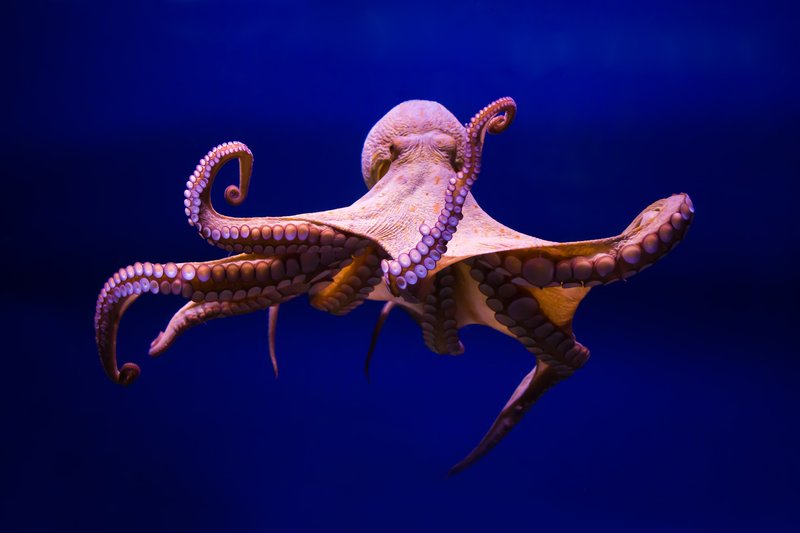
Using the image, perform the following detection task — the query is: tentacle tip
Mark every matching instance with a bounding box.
[149,330,164,346]
[681,192,695,212]
[148,331,167,357]
[224,185,246,206]
[487,117,508,134]
[447,461,468,477]
[448,449,483,476]
[118,363,141,386]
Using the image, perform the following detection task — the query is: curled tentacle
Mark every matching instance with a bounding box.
[94,250,351,386]
[183,142,368,257]
[94,260,206,386]
[481,97,516,137]
[383,97,516,294]
[184,141,253,232]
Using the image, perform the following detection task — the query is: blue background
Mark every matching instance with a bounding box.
[3,1,799,531]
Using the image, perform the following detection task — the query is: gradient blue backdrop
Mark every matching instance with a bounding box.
[3,1,799,531]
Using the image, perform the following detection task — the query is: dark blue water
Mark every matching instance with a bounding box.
[4,1,799,531]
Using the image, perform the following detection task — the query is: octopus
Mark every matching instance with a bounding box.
[94,97,694,474]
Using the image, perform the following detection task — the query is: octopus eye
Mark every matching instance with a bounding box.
[389,141,401,159]
[389,136,413,159]
[370,157,391,185]
[432,133,459,168]
[432,133,456,153]
[368,138,407,187]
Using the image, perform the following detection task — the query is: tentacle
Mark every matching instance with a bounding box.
[449,195,694,471]
[310,246,384,315]
[479,193,695,289]
[467,260,591,375]
[147,297,303,361]
[382,97,517,293]
[183,141,371,257]
[447,258,592,472]
[184,141,253,236]
[148,294,296,358]
[446,196,694,471]
[420,267,464,355]
[148,301,213,358]
[268,305,279,377]
[95,251,349,386]
[449,362,563,476]
[364,301,395,378]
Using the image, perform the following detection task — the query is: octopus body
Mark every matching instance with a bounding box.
[94,98,694,473]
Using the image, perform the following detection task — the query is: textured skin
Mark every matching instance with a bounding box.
[94,97,694,473]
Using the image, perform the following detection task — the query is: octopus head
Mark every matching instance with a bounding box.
[361,100,468,189]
